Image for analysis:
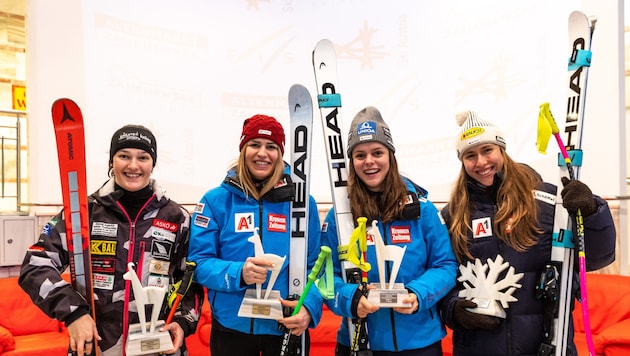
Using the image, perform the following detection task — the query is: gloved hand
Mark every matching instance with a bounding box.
[561,177,597,216]
[452,299,500,330]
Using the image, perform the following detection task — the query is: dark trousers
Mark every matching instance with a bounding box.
[210,318,310,356]
[335,341,442,356]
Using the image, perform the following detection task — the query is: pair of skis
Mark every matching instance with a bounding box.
[536,10,596,356]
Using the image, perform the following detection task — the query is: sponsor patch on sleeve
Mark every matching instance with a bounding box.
[194,203,205,214]
[194,214,210,228]
[533,189,556,205]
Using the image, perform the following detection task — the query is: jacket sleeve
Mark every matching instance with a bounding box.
[171,206,204,338]
[579,195,616,271]
[405,201,459,311]
[18,210,91,324]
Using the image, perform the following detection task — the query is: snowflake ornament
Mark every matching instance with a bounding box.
[457,254,524,318]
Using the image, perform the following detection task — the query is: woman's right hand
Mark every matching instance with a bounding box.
[242,257,276,285]
[67,314,101,355]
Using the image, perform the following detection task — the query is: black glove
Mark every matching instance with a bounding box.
[561,177,597,216]
[452,299,500,330]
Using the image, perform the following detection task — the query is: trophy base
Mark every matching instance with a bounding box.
[126,320,174,355]
[465,298,506,318]
[237,289,283,320]
[367,283,412,308]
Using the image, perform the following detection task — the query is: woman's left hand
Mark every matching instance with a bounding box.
[394,292,419,314]
[160,322,184,354]
[278,299,312,336]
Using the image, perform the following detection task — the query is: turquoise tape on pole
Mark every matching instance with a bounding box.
[568,49,591,71]
[317,93,342,108]
[557,149,583,167]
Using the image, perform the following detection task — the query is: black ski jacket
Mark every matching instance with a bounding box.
[19,178,204,355]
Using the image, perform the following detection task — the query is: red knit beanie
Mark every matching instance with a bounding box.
[239,114,285,154]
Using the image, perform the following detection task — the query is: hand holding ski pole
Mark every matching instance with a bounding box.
[279,246,332,356]
[165,261,196,324]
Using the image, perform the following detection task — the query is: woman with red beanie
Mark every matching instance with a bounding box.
[188,114,323,355]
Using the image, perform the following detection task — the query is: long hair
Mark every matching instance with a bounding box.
[446,148,542,262]
[232,147,285,201]
[348,150,408,224]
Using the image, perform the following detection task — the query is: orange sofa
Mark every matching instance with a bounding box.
[442,273,630,356]
[0,276,69,356]
[185,290,342,355]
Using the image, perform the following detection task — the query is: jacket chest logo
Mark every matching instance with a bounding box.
[472,217,493,238]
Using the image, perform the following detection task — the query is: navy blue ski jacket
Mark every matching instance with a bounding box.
[440,174,616,356]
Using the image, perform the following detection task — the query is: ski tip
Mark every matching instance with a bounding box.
[51,98,83,124]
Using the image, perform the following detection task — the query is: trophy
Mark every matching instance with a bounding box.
[123,262,174,355]
[365,220,412,308]
[238,228,286,320]
[457,254,523,318]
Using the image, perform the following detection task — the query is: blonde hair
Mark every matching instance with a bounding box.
[446,148,542,262]
[233,147,285,201]
[348,150,408,224]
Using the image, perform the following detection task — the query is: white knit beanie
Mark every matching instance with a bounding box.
[455,110,506,160]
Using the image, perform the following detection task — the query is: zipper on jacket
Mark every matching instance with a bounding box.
[249,200,266,335]
[380,222,400,352]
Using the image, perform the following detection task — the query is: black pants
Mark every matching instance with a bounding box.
[210,318,310,356]
[335,341,442,356]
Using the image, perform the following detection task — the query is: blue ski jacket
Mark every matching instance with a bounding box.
[439,173,616,356]
[188,164,323,336]
[322,177,458,352]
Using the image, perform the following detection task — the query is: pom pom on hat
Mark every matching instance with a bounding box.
[455,110,506,160]
[347,106,395,156]
[109,125,157,167]
[239,114,285,154]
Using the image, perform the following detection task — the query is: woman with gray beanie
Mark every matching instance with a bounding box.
[321,106,458,355]
[19,124,204,356]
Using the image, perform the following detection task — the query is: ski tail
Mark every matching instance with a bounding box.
[51,98,97,355]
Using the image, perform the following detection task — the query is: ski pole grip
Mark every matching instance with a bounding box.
[178,261,196,295]
[308,246,332,283]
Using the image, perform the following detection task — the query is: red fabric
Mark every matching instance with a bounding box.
[239,114,286,154]
[0,278,60,336]
[0,325,16,353]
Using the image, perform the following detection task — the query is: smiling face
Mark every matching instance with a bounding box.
[244,138,281,181]
[461,143,504,187]
[112,148,153,191]
[351,141,390,192]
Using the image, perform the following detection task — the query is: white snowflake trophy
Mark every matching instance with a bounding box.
[457,254,523,318]
[238,228,286,320]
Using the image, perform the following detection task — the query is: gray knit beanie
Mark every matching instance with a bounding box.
[347,106,395,156]
[455,110,506,160]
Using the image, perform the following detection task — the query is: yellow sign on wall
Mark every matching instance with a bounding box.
[12,85,26,111]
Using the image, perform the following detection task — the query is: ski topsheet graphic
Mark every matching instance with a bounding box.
[51,98,97,354]
[313,39,370,353]
[536,11,596,356]
[285,83,314,355]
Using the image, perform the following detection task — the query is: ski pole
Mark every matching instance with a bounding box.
[165,261,196,324]
[279,246,332,356]
[538,102,595,355]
